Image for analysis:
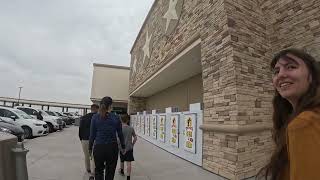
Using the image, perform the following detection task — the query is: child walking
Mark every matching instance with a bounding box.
[119,114,137,180]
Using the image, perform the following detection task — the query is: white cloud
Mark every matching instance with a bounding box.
[0,0,153,104]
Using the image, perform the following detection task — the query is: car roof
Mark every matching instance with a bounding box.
[0,107,27,115]
[15,106,39,111]
[0,106,16,111]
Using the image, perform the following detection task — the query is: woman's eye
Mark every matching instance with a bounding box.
[286,65,296,70]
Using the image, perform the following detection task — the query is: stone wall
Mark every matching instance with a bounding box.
[129,0,320,179]
[130,0,205,92]
[128,97,146,114]
[221,0,274,178]
[262,0,320,58]
[203,131,273,179]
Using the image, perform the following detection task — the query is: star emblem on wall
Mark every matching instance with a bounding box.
[132,56,137,74]
[162,0,183,35]
[163,0,179,33]
[142,30,152,64]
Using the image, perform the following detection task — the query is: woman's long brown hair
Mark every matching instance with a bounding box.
[257,48,320,180]
[99,103,109,118]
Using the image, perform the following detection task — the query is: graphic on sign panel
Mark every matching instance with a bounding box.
[184,114,197,153]
[152,115,157,139]
[146,115,150,136]
[159,115,166,142]
[141,116,145,134]
[134,116,138,130]
[170,114,179,147]
[138,116,142,133]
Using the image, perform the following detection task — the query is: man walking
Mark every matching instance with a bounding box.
[79,104,99,174]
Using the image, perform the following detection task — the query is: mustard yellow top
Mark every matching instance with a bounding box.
[281,107,320,180]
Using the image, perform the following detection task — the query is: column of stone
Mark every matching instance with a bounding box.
[128,97,146,115]
[220,0,273,179]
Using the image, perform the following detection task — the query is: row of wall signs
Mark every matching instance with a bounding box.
[131,113,197,153]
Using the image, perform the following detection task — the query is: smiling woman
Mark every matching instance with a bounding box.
[258,49,320,180]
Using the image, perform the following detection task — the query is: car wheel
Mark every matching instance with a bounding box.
[47,123,54,133]
[22,126,33,139]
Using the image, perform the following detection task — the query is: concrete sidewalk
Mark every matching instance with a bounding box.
[25,126,227,180]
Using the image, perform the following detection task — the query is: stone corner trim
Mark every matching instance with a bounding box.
[200,124,273,134]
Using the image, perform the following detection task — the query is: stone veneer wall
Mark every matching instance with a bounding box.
[218,0,274,179]
[128,97,146,115]
[261,0,320,56]
[129,0,320,179]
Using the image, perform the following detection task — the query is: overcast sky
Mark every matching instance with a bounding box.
[0,0,153,105]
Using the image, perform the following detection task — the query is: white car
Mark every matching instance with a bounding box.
[15,106,60,133]
[38,110,64,130]
[0,107,48,138]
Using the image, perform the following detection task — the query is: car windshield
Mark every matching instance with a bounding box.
[39,110,50,116]
[12,109,33,119]
[55,112,63,116]
[46,111,56,116]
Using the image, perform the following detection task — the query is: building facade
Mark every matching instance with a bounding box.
[91,63,130,114]
[128,0,320,179]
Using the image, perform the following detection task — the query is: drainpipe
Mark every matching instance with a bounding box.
[12,142,29,180]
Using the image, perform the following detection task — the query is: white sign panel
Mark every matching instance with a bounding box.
[131,115,136,130]
[146,115,150,136]
[141,115,145,134]
[138,115,141,133]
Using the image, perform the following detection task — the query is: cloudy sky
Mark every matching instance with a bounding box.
[0,0,153,104]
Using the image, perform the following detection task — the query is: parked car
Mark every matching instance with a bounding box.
[70,112,82,119]
[0,107,48,139]
[15,106,60,133]
[0,117,25,142]
[46,111,67,127]
[51,111,73,125]
[39,110,64,130]
[62,112,77,124]
[61,112,76,124]
[53,112,67,127]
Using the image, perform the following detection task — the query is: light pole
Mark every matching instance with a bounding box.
[17,86,23,106]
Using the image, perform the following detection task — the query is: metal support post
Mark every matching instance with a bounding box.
[12,142,29,180]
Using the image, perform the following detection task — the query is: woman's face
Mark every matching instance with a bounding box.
[272,54,312,104]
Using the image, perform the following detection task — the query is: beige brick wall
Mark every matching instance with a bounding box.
[130,0,206,92]
[129,0,320,179]
[128,97,146,115]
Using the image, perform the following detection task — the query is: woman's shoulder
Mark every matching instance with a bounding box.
[288,106,320,131]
